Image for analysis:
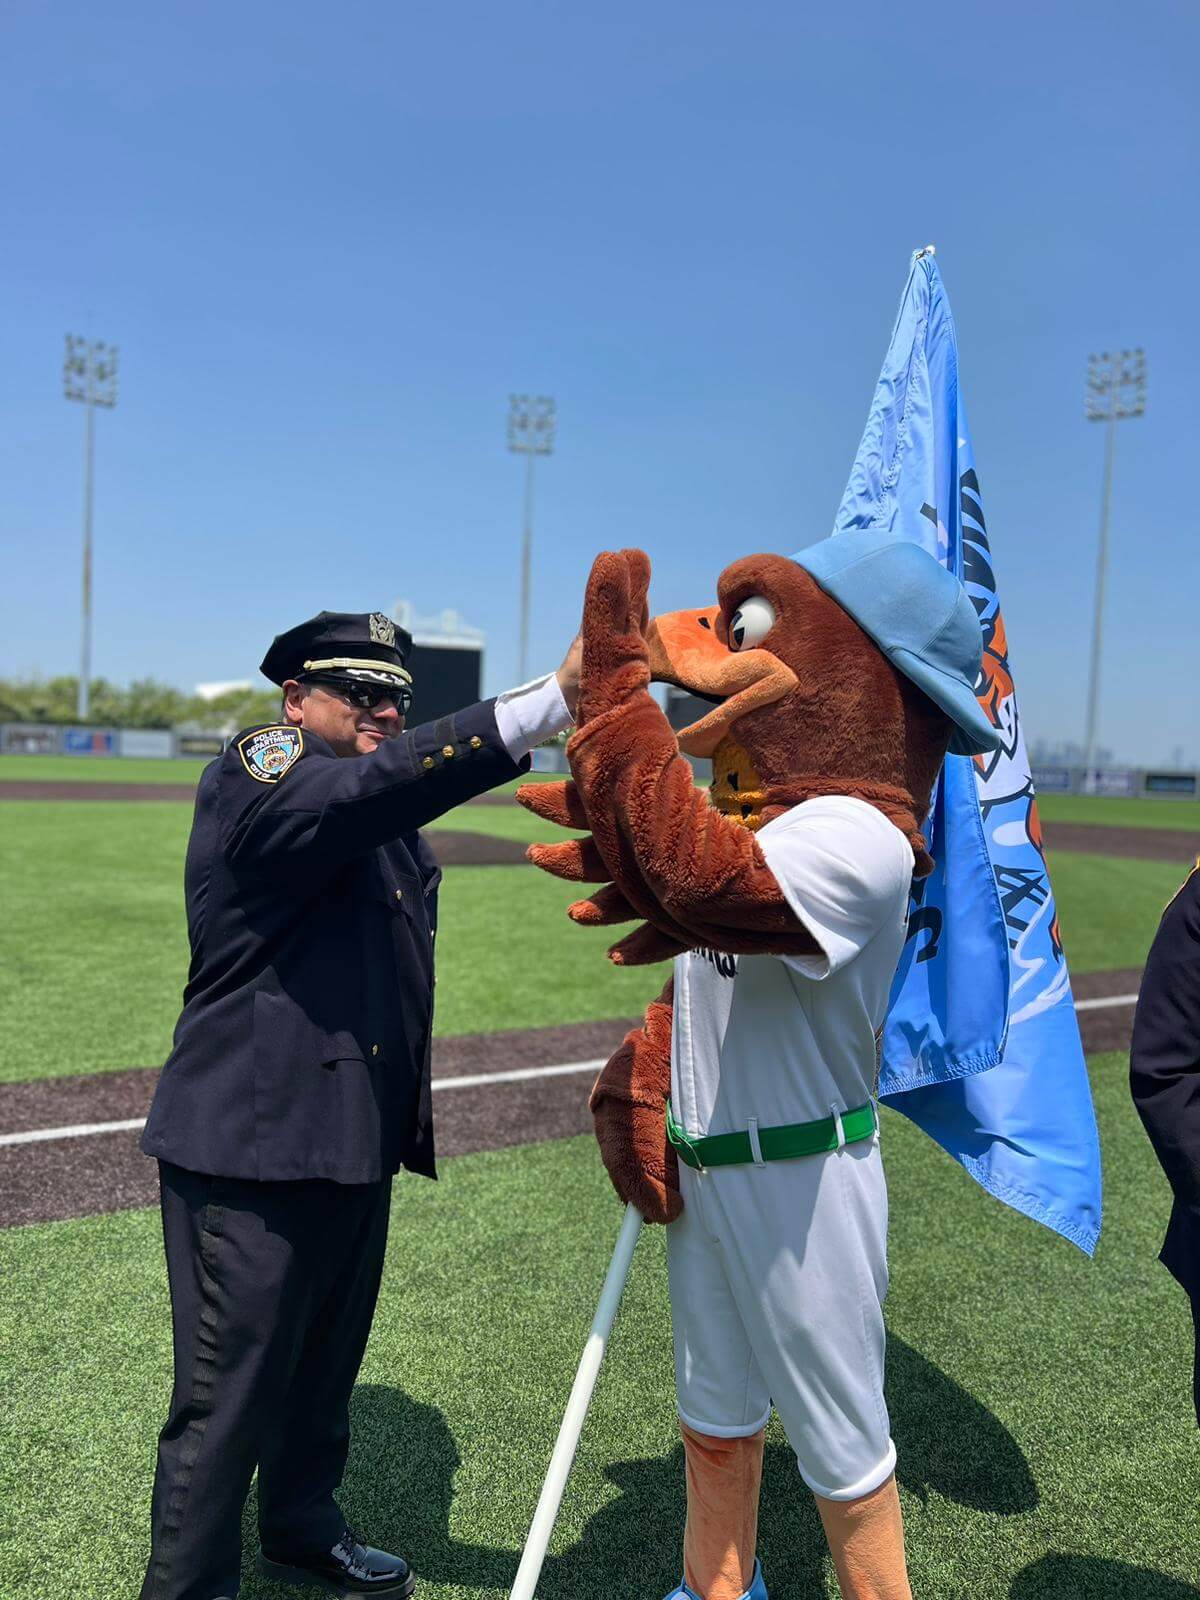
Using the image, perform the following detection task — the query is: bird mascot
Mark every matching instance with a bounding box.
[519,530,1001,1600]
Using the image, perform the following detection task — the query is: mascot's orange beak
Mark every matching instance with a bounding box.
[646,606,798,758]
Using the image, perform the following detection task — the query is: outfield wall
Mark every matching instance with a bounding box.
[2,718,1195,799]
[1,723,226,760]
[1029,765,1200,800]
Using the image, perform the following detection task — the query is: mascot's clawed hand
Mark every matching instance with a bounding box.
[519,548,685,966]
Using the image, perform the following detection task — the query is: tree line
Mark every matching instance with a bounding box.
[0,675,281,731]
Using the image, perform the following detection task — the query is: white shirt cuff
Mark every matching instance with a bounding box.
[494,672,573,761]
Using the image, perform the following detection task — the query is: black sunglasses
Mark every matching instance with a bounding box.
[307,676,413,714]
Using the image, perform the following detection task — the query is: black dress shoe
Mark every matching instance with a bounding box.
[258,1529,415,1597]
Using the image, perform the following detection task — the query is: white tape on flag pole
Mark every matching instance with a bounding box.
[509,1202,645,1600]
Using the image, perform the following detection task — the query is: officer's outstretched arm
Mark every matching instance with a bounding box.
[1131,868,1200,1213]
[221,701,522,871]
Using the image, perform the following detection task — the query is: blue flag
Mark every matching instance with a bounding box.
[834,249,1102,1255]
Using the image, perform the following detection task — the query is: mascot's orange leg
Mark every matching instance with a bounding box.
[814,1475,911,1600]
[679,1421,764,1600]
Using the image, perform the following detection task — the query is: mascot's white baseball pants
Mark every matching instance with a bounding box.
[665,1132,895,1501]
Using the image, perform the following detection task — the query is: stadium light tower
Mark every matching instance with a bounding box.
[1082,348,1145,793]
[507,394,556,681]
[63,335,119,720]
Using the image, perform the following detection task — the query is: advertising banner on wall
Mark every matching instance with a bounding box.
[117,729,174,759]
[1,724,61,755]
[1145,772,1198,797]
[1030,766,1072,793]
[176,734,226,757]
[1091,769,1137,797]
[63,728,117,756]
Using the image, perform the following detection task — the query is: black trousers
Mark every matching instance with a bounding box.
[141,1161,392,1600]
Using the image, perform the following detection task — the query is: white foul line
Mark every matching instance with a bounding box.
[1073,993,1139,1012]
[0,990,1143,1152]
[0,1058,609,1149]
[0,1116,150,1147]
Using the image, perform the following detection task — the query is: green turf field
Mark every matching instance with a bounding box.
[0,753,565,790]
[0,753,211,784]
[2,1052,1195,1598]
[0,795,1183,1086]
[1036,793,1200,832]
[0,801,657,1084]
[0,797,1182,1085]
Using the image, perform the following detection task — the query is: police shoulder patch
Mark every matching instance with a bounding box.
[237,726,304,784]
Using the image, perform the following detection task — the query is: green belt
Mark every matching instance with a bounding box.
[666,1099,877,1171]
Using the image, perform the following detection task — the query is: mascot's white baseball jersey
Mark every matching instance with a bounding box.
[667,795,913,1498]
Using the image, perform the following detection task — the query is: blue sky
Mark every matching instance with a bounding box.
[2,0,1195,762]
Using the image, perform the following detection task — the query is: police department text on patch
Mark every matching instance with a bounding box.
[238,726,304,783]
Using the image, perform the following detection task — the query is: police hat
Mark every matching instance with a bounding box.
[260,611,414,690]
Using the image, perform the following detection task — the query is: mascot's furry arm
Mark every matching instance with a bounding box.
[586,975,680,1223]
[519,549,820,967]
[519,550,819,1221]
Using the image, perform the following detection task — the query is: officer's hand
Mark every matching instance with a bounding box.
[555,632,583,719]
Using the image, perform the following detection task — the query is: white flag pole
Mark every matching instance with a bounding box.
[509,1202,645,1600]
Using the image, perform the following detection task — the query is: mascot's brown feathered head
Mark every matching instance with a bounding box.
[647,531,1000,874]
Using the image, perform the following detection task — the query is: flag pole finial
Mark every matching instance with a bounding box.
[915,243,936,258]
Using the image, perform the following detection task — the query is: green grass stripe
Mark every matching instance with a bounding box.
[1,1052,1195,1596]
[0,753,211,784]
[0,803,658,1084]
[426,801,584,844]
[0,757,563,790]
[1037,793,1200,832]
[1047,852,1181,973]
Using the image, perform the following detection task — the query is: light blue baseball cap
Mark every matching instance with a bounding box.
[791,528,1002,757]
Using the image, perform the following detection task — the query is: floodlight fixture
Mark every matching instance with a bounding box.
[63,335,120,719]
[507,394,557,680]
[1081,347,1146,792]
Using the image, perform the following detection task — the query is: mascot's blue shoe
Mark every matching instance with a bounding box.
[663,1558,767,1600]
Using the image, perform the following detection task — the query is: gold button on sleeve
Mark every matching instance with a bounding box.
[442,745,455,758]
[395,888,403,902]
[422,755,435,770]
[371,1044,380,1057]
[469,735,482,749]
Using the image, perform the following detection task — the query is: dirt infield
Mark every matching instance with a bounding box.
[0,1015,636,1229]
[0,779,200,802]
[427,830,531,865]
[0,969,1143,1231]
[1041,821,1199,864]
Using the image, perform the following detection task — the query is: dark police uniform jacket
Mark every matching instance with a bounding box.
[141,701,524,1185]
[1130,863,1200,1296]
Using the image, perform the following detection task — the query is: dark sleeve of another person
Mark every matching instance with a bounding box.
[219,700,523,875]
[1130,867,1200,1215]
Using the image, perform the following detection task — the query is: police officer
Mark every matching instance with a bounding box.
[1130,858,1200,1426]
[138,611,578,1600]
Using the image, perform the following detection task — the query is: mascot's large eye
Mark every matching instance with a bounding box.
[729,595,777,650]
